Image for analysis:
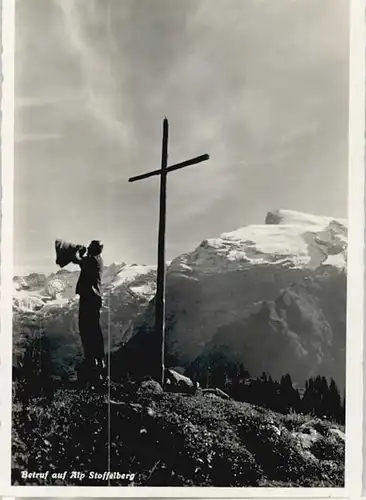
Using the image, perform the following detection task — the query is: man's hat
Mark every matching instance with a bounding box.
[89,240,104,251]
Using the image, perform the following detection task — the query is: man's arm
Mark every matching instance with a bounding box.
[71,246,87,265]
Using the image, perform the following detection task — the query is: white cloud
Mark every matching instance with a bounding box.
[54,0,133,146]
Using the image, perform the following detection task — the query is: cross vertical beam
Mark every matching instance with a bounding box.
[156,117,168,385]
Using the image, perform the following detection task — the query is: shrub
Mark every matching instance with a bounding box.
[311,436,345,462]
[13,329,54,403]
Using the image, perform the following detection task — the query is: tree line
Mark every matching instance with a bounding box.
[191,362,345,424]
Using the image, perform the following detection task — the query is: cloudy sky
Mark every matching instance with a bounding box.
[14,0,349,274]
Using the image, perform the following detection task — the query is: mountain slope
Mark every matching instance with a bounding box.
[188,279,345,392]
[115,209,347,389]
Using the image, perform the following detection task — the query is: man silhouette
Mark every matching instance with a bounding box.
[73,240,105,385]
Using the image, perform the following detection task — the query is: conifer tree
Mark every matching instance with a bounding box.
[328,378,342,422]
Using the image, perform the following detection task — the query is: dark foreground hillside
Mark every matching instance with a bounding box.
[12,380,345,487]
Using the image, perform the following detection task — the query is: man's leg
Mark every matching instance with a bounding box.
[87,296,106,383]
[95,299,105,362]
[78,297,96,382]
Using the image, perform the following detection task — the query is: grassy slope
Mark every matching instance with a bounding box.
[12,383,345,487]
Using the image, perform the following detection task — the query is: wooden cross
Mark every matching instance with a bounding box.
[129,118,210,385]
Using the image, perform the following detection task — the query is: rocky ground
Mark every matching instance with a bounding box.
[12,379,345,487]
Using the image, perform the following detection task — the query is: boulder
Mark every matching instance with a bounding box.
[292,428,320,450]
[136,379,163,397]
[329,428,345,441]
[164,368,198,394]
[202,387,231,400]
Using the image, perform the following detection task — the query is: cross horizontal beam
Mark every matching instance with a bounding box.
[128,153,210,183]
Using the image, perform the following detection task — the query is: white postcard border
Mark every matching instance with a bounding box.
[1,0,364,497]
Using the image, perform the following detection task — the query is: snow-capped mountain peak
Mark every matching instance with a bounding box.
[13,263,157,313]
[264,209,347,228]
[169,209,347,273]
